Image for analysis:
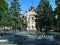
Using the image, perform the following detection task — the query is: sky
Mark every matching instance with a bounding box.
[7,0,56,14]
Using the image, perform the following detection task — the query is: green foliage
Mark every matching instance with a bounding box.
[35,0,54,31]
[0,0,9,26]
[0,0,8,12]
[55,0,60,31]
[55,0,60,21]
[10,0,22,30]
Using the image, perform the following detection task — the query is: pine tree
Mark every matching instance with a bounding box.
[10,0,22,30]
[35,0,54,32]
[55,0,60,31]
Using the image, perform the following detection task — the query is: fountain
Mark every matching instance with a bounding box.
[0,31,59,45]
[36,28,54,40]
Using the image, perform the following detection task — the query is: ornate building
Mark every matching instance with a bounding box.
[24,5,37,31]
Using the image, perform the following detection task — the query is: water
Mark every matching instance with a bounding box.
[15,34,59,45]
[0,32,60,45]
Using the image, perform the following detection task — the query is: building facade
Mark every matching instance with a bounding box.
[24,6,37,31]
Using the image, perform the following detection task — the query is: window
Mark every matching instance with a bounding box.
[32,17,34,20]
[32,17,34,22]
[28,17,30,20]
[32,25,34,29]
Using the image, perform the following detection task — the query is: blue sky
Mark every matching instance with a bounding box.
[7,0,56,14]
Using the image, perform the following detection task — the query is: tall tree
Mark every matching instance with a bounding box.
[35,0,54,32]
[55,0,60,31]
[0,0,8,26]
[10,0,22,30]
[55,0,60,21]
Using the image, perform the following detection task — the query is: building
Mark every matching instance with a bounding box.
[24,5,37,31]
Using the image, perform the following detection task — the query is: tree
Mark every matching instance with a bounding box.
[22,16,27,31]
[0,0,10,30]
[0,11,12,27]
[55,0,60,21]
[0,0,8,25]
[10,0,22,30]
[0,0,8,12]
[55,0,60,31]
[0,0,13,30]
[35,0,54,32]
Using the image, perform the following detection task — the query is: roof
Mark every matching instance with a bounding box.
[29,3,35,11]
